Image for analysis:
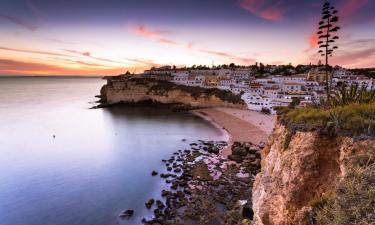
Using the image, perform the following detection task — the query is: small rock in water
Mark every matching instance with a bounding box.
[181,138,186,142]
[145,199,155,209]
[53,135,56,138]
[119,209,134,219]
[151,170,158,176]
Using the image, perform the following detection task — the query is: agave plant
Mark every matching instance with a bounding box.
[331,83,375,106]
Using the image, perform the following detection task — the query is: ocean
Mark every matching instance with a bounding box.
[0,77,225,225]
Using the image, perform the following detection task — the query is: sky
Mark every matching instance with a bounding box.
[0,0,374,76]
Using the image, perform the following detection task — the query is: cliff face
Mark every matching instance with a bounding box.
[99,77,246,109]
[252,121,374,225]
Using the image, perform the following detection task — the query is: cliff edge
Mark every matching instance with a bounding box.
[98,75,246,110]
[252,119,375,225]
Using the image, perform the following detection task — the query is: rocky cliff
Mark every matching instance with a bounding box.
[252,120,375,225]
[98,76,246,109]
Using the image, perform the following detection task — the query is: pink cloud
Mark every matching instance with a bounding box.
[332,47,375,67]
[0,46,69,57]
[48,57,112,68]
[124,57,159,67]
[0,14,38,31]
[340,0,368,18]
[63,49,124,64]
[304,32,319,52]
[133,25,178,45]
[133,24,255,64]
[239,0,285,22]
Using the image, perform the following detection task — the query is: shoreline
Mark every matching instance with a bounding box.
[191,107,275,156]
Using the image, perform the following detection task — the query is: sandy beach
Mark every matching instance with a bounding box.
[192,107,276,156]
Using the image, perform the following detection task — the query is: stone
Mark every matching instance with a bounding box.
[162,190,172,197]
[145,199,155,209]
[228,154,243,163]
[119,209,134,219]
[232,147,247,156]
[191,160,212,181]
[151,170,158,176]
[242,206,254,220]
[156,200,165,209]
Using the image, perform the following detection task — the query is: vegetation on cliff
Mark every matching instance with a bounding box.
[311,149,375,225]
[272,85,375,224]
[276,85,375,138]
[138,78,245,105]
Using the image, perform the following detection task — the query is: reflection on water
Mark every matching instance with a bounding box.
[0,77,225,225]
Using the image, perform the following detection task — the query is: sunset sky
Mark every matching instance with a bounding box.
[0,0,374,76]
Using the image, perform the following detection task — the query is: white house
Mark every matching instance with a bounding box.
[282,82,304,93]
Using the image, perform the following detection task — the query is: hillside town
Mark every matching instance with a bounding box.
[131,64,375,114]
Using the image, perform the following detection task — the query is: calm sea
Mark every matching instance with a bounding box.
[0,77,225,225]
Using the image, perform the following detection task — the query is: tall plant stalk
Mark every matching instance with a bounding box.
[317,1,340,100]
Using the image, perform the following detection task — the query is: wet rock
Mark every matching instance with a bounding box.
[228,154,243,163]
[192,160,212,181]
[151,170,158,176]
[145,199,155,209]
[156,200,165,209]
[171,183,178,190]
[162,190,172,197]
[208,147,220,154]
[119,209,134,219]
[153,208,163,218]
[243,205,254,220]
[232,146,247,156]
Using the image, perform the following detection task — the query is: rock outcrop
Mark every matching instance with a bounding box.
[98,75,246,109]
[252,120,375,225]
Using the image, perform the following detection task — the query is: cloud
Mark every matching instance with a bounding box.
[63,49,124,64]
[192,47,255,64]
[44,37,75,45]
[0,46,69,57]
[0,58,145,76]
[308,33,319,49]
[48,57,112,68]
[238,0,285,22]
[306,38,375,68]
[340,0,368,18]
[133,24,255,64]
[332,47,375,67]
[304,32,319,52]
[124,57,159,67]
[0,14,38,31]
[133,25,178,45]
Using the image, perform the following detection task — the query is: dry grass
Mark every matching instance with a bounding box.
[310,151,375,225]
[276,103,375,137]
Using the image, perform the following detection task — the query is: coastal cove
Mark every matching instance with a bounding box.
[0,77,229,225]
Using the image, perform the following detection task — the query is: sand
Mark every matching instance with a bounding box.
[192,108,276,156]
